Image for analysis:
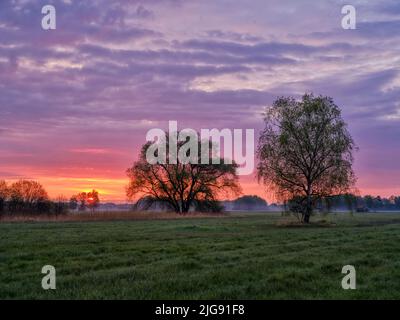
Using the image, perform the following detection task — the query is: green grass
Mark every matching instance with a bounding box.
[1,212,400,299]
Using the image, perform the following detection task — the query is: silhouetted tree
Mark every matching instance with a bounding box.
[8,180,49,213]
[127,133,241,214]
[343,193,357,213]
[257,94,356,223]
[71,191,100,213]
[0,180,9,214]
[76,192,87,211]
[394,196,400,209]
[54,195,68,215]
[233,195,268,210]
[69,196,78,211]
[364,195,374,210]
[87,189,100,213]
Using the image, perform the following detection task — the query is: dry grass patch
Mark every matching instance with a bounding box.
[0,211,226,223]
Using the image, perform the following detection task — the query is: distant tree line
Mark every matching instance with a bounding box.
[228,194,400,213]
[0,180,100,216]
[286,194,400,214]
[0,180,65,215]
[328,194,400,212]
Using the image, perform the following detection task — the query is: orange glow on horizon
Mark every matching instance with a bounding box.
[3,173,397,205]
[1,163,399,203]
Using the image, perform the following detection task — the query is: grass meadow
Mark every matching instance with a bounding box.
[1,212,400,299]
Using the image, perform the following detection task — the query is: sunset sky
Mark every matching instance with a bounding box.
[0,0,399,202]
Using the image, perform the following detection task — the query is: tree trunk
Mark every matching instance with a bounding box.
[304,187,312,223]
[304,210,311,223]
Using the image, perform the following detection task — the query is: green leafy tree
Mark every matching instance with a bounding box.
[257,94,356,223]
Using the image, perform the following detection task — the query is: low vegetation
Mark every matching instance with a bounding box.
[1,212,400,299]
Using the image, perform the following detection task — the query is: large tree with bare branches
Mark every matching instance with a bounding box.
[126,134,241,214]
[257,94,356,223]
[8,180,49,213]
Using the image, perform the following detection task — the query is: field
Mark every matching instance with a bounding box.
[1,212,400,299]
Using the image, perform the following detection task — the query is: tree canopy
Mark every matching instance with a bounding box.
[257,94,356,222]
[233,195,268,210]
[126,133,241,214]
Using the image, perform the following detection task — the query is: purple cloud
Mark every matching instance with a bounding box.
[0,0,399,199]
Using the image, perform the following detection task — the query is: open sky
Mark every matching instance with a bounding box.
[0,0,399,202]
